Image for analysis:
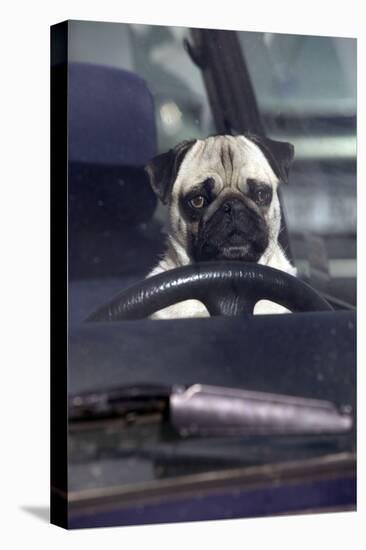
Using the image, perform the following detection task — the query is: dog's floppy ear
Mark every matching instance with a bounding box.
[245,133,295,183]
[145,139,197,204]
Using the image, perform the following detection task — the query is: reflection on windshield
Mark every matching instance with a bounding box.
[64,21,357,520]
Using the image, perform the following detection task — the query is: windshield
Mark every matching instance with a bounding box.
[69,21,356,306]
[239,32,356,307]
[239,33,356,117]
[63,21,357,526]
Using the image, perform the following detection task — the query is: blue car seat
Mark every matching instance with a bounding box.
[68,62,162,280]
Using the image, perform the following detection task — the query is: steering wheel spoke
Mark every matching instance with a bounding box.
[203,291,257,316]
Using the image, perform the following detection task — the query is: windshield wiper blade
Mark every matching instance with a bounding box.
[69,384,352,437]
[170,385,352,436]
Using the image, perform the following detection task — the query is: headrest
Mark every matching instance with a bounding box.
[68,62,157,165]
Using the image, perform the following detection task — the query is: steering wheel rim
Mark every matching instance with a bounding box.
[86,262,332,322]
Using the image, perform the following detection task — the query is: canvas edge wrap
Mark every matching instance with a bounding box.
[50,20,69,529]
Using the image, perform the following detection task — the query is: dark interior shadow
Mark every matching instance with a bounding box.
[20,506,49,523]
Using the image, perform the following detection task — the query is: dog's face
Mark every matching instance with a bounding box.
[146,135,294,263]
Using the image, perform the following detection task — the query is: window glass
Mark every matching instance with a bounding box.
[69,21,215,151]
[68,21,356,305]
[65,21,356,511]
[239,32,356,304]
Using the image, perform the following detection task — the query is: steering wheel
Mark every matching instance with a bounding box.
[86,262,332,322]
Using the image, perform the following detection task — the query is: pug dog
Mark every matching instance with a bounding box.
[145,134,296,318]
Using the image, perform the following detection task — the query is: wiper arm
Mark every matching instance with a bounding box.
[69,383,352,437]
[69,384,170,423]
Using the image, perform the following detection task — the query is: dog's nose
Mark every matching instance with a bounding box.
[223,199,244,214]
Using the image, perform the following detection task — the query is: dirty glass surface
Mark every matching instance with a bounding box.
[66,22,356,511]
[69,22,356,305]
[239,32,356,304]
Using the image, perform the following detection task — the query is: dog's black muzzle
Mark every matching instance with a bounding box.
[193,196,269,263]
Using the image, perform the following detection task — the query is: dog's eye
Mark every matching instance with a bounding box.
[253,187,272,206]
[189,195,206,209]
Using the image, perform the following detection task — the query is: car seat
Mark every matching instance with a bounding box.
[68,62,163,282]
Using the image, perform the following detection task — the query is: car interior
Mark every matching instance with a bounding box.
[57,23,356,527]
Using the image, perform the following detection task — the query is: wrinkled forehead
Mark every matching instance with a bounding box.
[174,135,279,194]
